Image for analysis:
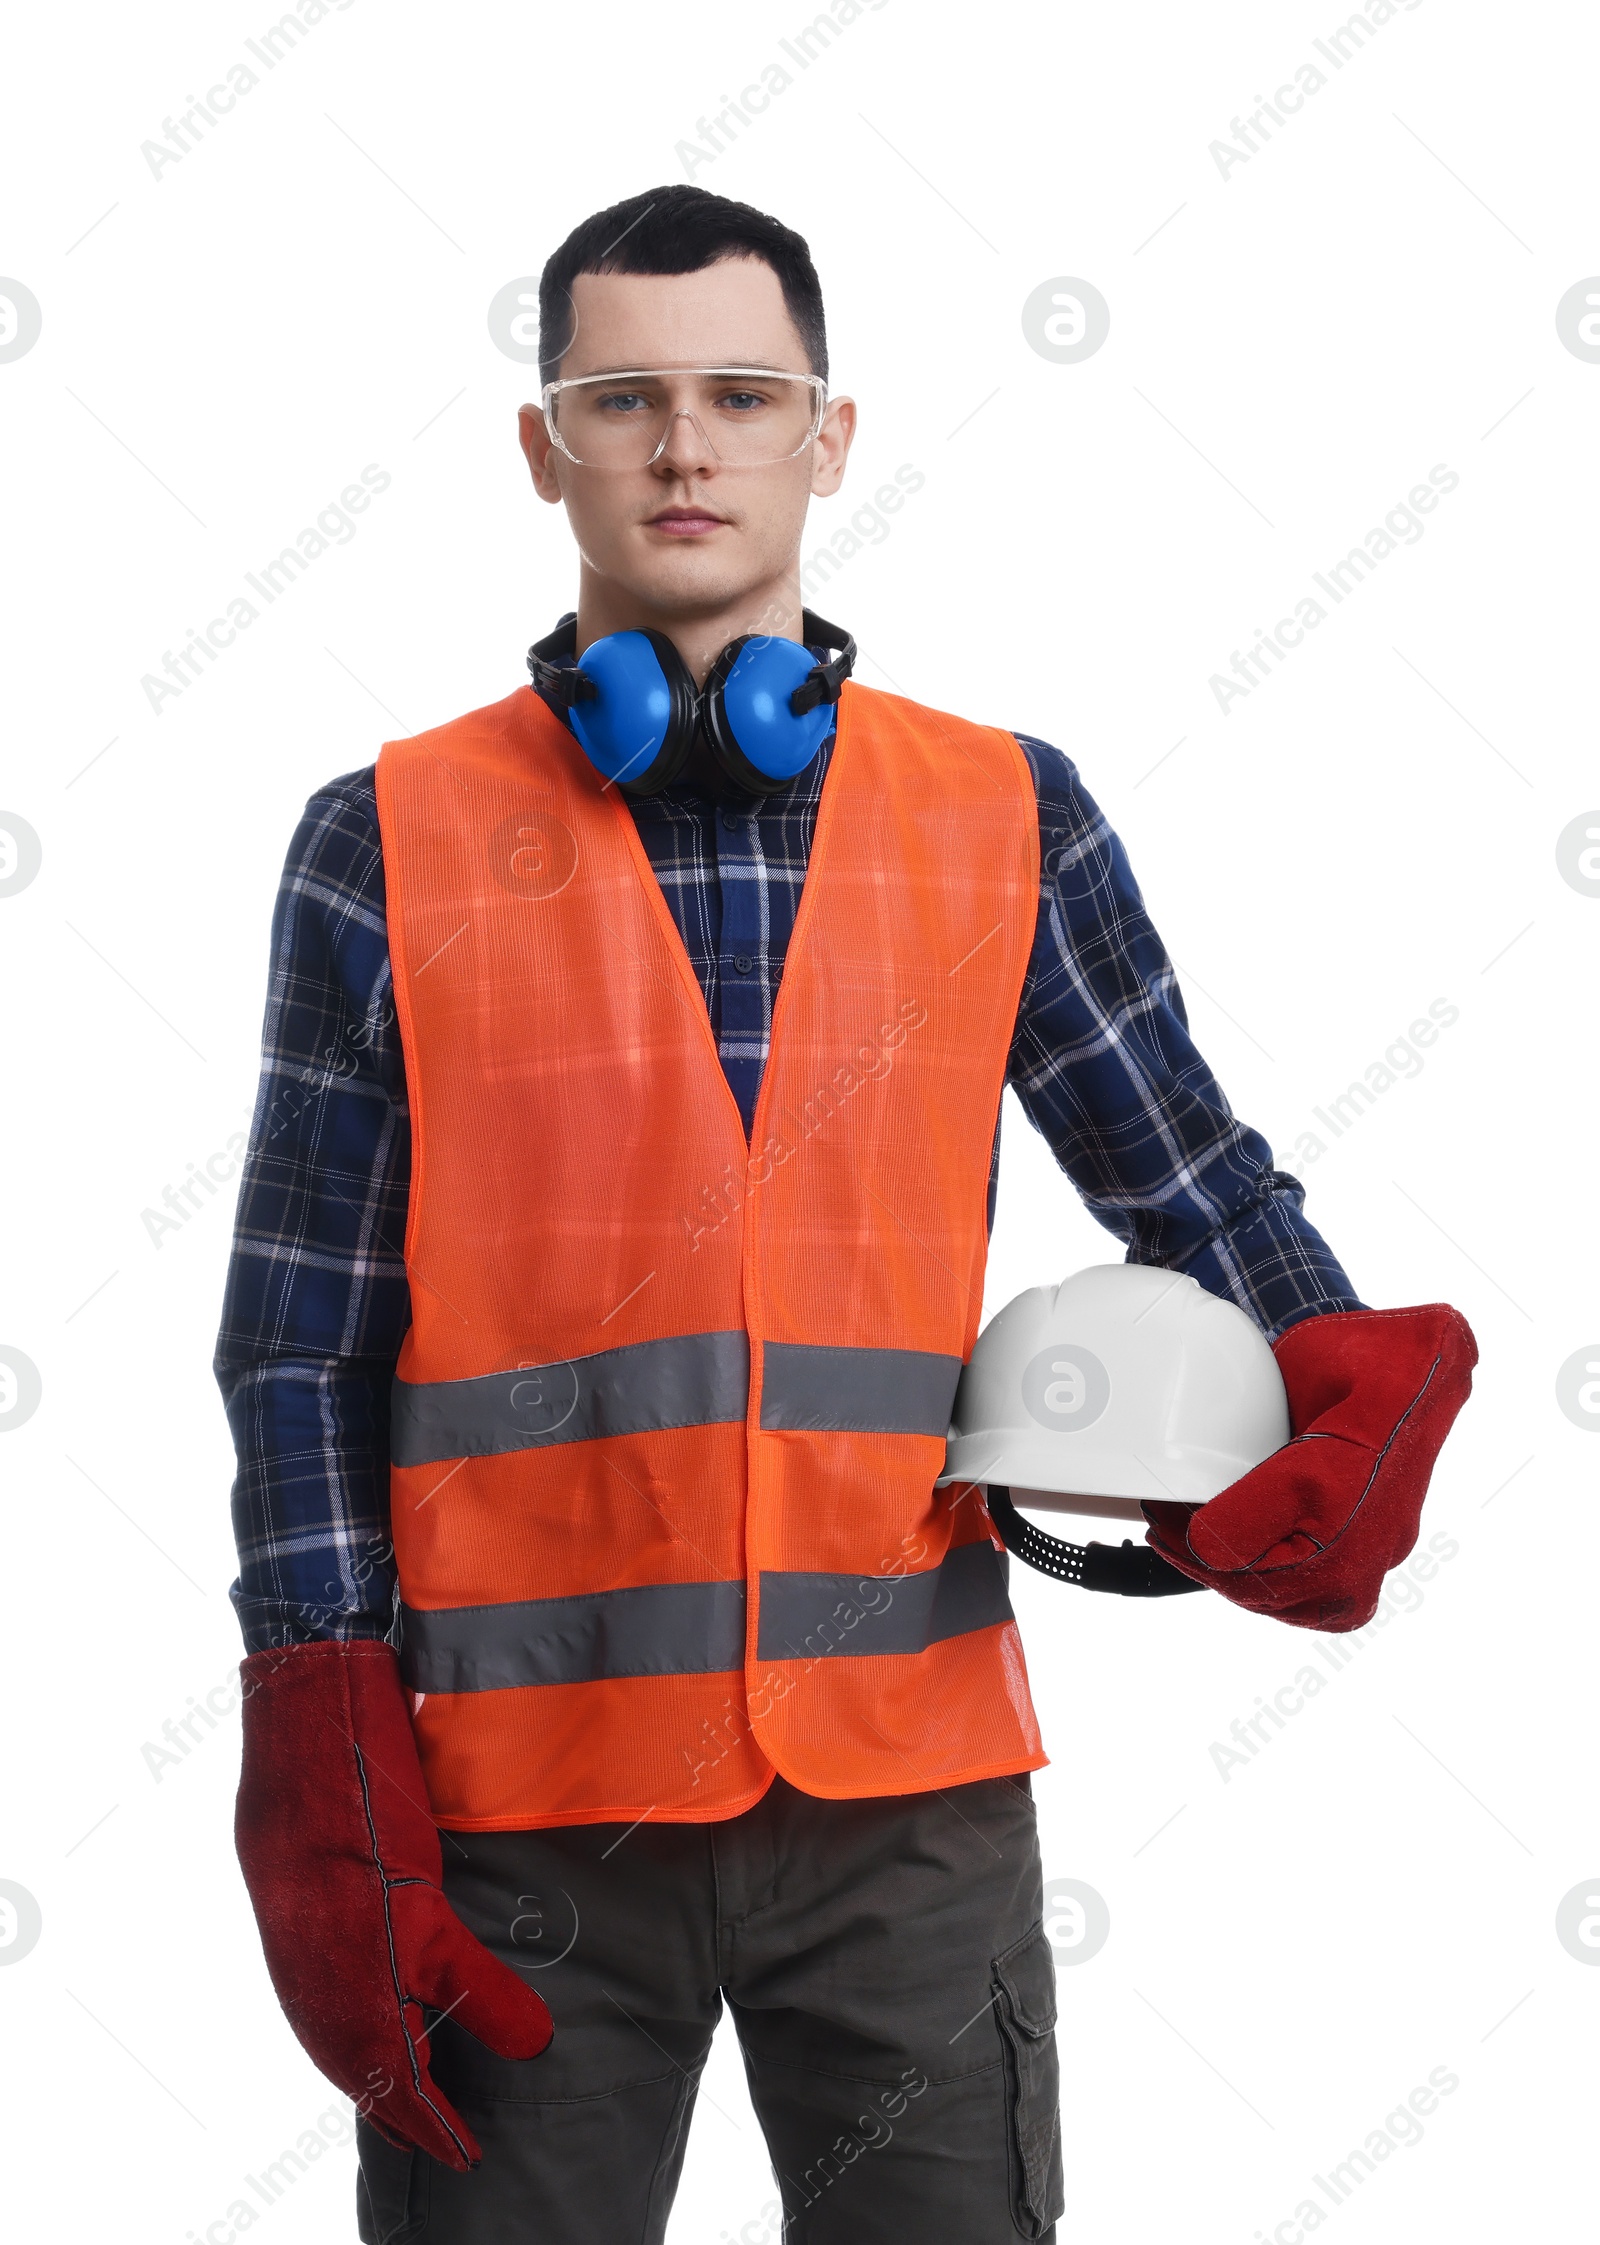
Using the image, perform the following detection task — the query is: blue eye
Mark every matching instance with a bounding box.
[596,390,651,416]
[718,390,765,412]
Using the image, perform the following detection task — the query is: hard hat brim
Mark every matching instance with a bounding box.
[936,1432,1254,1508]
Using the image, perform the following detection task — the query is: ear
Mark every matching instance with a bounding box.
[518,405,565,506]
[810,394,857,500]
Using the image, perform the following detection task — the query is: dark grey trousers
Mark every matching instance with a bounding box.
[356,1772,1063,2244]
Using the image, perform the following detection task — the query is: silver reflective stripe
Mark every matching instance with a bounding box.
[757,1540,1013,1662]
[390,1331,750,1468]
[399,1546,1012,1693]
[760,1343,963,1435]
[392,1334,961,1464]
[400,1579,748,1693]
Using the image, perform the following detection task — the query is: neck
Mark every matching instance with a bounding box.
[574,565,806,687]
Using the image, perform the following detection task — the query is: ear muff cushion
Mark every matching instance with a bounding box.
[704,636,834,787]
[567,630,696,790]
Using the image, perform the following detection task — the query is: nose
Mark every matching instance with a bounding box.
[650,406,721,475]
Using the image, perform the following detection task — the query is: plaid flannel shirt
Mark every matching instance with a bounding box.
[215,654,1361,1651]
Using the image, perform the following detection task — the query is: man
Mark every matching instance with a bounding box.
[217,185,1475,2245]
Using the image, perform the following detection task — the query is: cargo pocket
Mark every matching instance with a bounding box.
[355,2115,428,2244]
[992,1923,1065,2238]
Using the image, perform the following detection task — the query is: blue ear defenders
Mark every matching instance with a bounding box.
[526,610,856,798]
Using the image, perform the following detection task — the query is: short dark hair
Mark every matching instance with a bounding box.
[538,184,827,386]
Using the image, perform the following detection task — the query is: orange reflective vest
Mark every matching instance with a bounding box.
[373,677,1046,1830]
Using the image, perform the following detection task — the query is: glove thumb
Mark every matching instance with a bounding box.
[1182,1455,1325,1574]
[397,1886,554,2060]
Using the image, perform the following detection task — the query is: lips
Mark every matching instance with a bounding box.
[647,509,728,535]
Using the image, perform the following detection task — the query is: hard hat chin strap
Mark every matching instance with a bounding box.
[985,1486,1204,1598]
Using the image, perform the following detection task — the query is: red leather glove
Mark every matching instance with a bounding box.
[235,1639,552,2169]
[1143,1303,1477,1631]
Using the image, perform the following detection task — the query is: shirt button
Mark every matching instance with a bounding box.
[734,955,754,974]
[722,812,741,831]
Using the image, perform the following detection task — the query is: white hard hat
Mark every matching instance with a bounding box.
[938,1263,1289,1509]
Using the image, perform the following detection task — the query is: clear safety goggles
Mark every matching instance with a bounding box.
[540,365,828,470]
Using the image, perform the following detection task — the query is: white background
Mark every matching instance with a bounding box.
[1,1,1595,2238]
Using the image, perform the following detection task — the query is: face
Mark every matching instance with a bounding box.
[518,256,854,639]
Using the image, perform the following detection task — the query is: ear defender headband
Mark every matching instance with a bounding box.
[526,611,857,797]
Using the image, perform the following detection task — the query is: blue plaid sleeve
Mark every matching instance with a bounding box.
[213,769,410,1652]
[1007,734,1363,1341]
